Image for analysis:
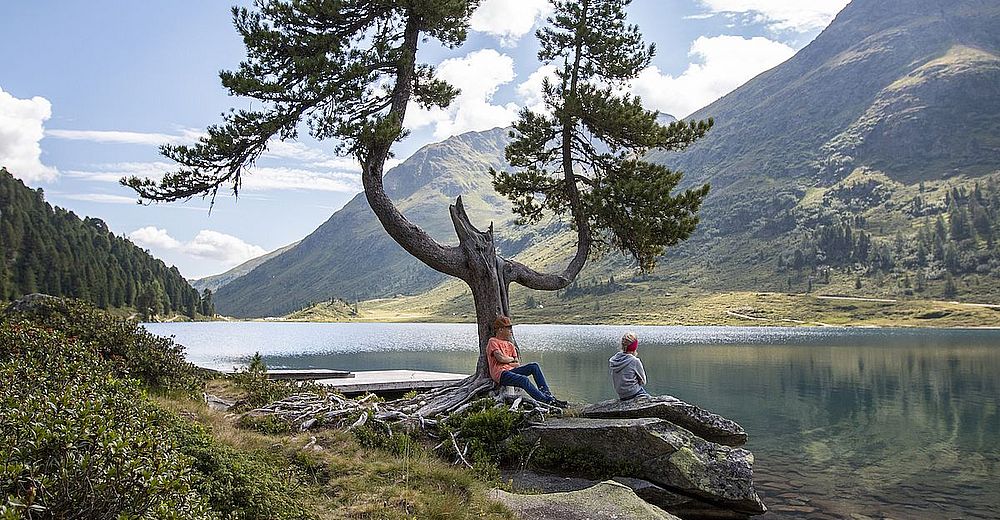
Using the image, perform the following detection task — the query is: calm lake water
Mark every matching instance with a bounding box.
[145,322,1000,519]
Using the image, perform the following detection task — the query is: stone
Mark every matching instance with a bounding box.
[491,480,682,520]
[614,477,752,520]
[578,395,748,447]
[524,417,766,515]
[4,293,60,314]
[204,393,236,411]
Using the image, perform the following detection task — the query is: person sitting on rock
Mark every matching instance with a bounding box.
[487,315,568,407]
[610,332,648,400]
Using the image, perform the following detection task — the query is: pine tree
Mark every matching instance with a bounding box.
[493,0,711,271]
[943,273,957,298]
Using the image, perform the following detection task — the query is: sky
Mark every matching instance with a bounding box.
[0,0,848,279]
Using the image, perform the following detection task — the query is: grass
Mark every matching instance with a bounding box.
[285,286,1000,328]
[160,390,515,520]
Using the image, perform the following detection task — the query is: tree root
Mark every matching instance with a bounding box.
[242,374,560,437]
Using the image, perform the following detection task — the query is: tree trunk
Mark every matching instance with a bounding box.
[401,197,513,417]
[449,196,512,379]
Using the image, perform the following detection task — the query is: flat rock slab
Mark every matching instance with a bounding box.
[502,469,752,520]
[525,417,765,515]
[578,395,747,447]
[491,480,681,520]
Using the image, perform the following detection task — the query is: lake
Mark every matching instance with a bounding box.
[145,322,1000,519]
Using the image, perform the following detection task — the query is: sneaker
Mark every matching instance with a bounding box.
[549,397,568,408]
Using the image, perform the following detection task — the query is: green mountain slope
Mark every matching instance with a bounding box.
[0,168,204,315]
[213,128,562,317]
[191,240,299,293]
[640,0,1000,301]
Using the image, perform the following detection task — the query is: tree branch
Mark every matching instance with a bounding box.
[360,11,467,279]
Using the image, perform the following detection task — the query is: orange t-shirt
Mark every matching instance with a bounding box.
[486,337,519,382]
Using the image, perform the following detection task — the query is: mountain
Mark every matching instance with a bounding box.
[213,127,565,317]
[218,0,1000,318]
[191,241,299,293]
[643,0,1000,299]
[0,168,205,315]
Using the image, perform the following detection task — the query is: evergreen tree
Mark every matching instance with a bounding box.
[200,289,215,317]
[943,273,957,298]
[0,169,198,313]
[492,0,711,271]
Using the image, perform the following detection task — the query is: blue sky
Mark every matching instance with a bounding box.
[0,0,847,279]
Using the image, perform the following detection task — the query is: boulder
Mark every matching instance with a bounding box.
[524,417,765,515]
[491,480,682,520]
[578,395,747,447]
[614,477,752,520]
[4,293,60,315]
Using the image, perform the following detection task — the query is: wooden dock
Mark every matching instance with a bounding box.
[266,369,354,380]
[318,370,467,394]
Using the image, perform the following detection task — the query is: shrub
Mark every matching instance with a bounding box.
[2,296,205,394]
[229,353,325,413]
[0,304,313,520]
[351,412,418,456]
[236,414,293,435]
[0,320,215,519]
[156,413,312,520]
[441,400,526,469]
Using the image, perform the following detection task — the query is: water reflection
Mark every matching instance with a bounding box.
[145,323,1000,519]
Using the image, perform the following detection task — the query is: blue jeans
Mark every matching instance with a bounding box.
[621,387,648,401]
[499,363,553,403]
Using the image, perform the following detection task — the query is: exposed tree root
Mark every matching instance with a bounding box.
[246,373,562,438]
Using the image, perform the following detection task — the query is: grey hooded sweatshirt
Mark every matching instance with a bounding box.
[609,351,647,399]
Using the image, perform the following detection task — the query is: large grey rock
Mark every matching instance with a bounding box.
[578,395,747,447]
[524,417,765,515]
[4,293,60,314]
[491,480,682,520]
[502,469,752,520]
[614,477,751,520]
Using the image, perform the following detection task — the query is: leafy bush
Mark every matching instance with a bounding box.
[0,319,215,519]
[442,400,526,468]
[351,412,418,456]
[229,353,325,413]
[0,301,313,519]
[3,296,205,394]
[236,414,293,435]
[156,413,312,520]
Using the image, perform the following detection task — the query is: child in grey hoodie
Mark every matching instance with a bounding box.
[609,332,648,400]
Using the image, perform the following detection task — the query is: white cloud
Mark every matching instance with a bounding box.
[262,140,333,161]
[240,166,361,193]
[517,64,558,115]
[45,129,189,145]
[470,0,552,46]
[0,87,58,183]
[64,193,139,205]
[129,226,266,265]
[631,35,795,118]
[66,161,177,183]
[696,0,848,33]
[129,226,182,250]
[407,49,520,140]
[66,161,360,194]
[48,127,336,164]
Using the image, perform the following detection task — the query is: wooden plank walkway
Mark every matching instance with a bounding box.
[266,369,353,380]
[318,370,467,394]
